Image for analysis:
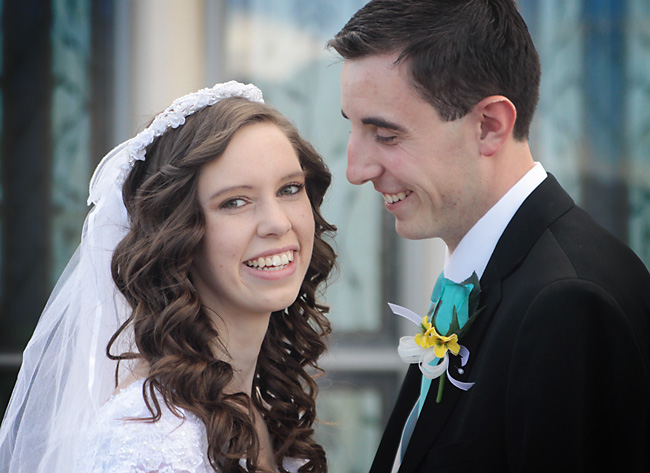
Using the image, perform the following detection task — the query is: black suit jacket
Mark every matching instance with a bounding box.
[370,175,650,472]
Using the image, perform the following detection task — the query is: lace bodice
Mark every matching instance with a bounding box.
[76,379,306,473]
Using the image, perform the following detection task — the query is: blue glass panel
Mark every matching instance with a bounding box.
[50,0,91,284]
[224,0,385,334]
[581,0,629,240]
[519,0,649,268]
[0,0,4,302]
[626,0,650,266]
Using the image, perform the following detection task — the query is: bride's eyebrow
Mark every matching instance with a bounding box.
[207,185,252,202]
[207,170,306,202]
[282,171,307,182]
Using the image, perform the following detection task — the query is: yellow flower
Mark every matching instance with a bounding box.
[414,316,461,358]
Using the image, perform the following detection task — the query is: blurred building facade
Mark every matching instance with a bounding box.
[0,1,648,472]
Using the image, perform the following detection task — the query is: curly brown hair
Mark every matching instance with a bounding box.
[107,97,336,472]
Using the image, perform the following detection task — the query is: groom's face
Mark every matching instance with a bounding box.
[340,53,489,250]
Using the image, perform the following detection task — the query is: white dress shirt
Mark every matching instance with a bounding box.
[391,162,547,473]
[444,162,548,282]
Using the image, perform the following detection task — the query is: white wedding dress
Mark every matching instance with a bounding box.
[76,379,306,473]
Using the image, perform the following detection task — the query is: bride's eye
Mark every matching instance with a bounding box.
[278,183,304,196]
[220,197,247,209]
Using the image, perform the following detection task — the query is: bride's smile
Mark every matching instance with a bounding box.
[190,121,315,322]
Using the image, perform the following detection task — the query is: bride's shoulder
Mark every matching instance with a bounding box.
[77,379,211,473]
[97,378,162,421]
[78,381,309,473]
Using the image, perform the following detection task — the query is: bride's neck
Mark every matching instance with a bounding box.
[211,310,272,396]
[114,310,272,397]
[113,360,150,394]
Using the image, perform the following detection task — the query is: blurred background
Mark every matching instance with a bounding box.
[0,1,648,472]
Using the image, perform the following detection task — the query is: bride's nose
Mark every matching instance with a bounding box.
[256,200,291,237]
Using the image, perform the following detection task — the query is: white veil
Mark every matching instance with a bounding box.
[0,81,264,473]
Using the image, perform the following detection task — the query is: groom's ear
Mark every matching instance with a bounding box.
[474,96,517,157]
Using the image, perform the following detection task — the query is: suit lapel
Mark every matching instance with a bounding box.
[369,364,421,473]
[396,268,503,473]
[396,365,465,472]
[394,175,574,472]
[489,174,573,279]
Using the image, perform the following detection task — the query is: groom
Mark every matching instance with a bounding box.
[329,1,650,472]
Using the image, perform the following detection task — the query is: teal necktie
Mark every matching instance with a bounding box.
[418,272,477,411]
[397,272,480,462]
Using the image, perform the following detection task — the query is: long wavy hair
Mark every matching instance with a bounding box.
[107,97,336,472]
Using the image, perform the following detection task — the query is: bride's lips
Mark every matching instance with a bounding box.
[243,246,300,280]
[244,249,295,270]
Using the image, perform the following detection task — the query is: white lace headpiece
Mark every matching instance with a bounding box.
[88,80,264,205]
[0,81,264,473]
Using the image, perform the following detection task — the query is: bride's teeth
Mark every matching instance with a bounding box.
[397,192,406,200]
[246,251,294,270]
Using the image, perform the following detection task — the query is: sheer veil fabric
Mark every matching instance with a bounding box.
[0,82,264,473]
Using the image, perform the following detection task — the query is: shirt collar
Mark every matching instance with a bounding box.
[443,162,548,283]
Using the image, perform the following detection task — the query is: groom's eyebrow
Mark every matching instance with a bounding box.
[340,110,404,132]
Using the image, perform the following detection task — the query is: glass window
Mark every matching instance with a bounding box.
[2,3,648,472]
[0,0,115,418]
[207,2,407,470]
[519,0,650,267]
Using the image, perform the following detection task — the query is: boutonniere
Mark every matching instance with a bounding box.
[389,272,482,403]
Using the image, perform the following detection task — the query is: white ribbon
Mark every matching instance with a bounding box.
[390,302,474,391]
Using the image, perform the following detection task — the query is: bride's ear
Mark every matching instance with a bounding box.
[475,96,517,157]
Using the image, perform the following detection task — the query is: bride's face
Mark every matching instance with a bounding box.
[190,122,315,322]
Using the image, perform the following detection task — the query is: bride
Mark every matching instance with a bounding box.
[0,81,336,472]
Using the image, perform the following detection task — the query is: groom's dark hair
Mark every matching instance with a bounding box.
[328,0,541,141]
